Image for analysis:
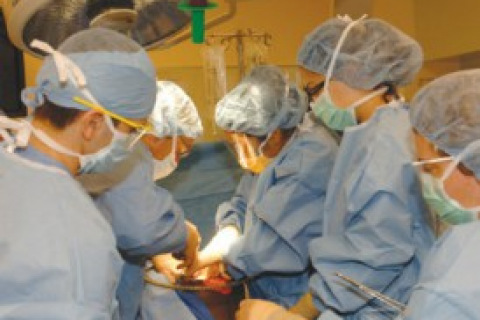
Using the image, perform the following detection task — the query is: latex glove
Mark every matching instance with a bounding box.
[151,253,183,284]
[185,225,240,276]
[177,220,201,269]
[288,292,320,320]
[206,261,231,280]
[236,299,307,320]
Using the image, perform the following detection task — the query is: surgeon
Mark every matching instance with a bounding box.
[237,16,434,320]
[186,65,338,309]
[88,80,205,320]
[401,69,480,319]
[0,28,157,318]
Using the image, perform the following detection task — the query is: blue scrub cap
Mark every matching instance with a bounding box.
[215,65,308,137]
[410,69,480,179]
[22,28,157,119]
[150,81,203,138]
[297,17,423,90]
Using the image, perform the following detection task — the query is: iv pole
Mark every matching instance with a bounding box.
[206,29,272,77]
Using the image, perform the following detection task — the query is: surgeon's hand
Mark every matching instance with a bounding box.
[151,253,183,284]
[179,220,201,270]
[186,248,222,276]
[185,226,240,276]
[236,299,307,320]
[205,261,231,280]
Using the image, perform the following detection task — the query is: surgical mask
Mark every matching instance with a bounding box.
[419,172,479,225]
[22,114,133,175]
[78,116,131,174]
[152,135,178,180]
[311,88,386,131]
[415,156,480,225]
[230,133,272,174]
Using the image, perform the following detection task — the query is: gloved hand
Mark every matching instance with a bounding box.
[235,299,307,320]
[184,225,240,276]
[204,261,231,280]
[151,253,183,284]
[288,292,321,319]
[177,220,201,270]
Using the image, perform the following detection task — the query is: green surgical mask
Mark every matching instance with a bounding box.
[420,172,479,225]
[311,88,386,131]
[311,92,356,131]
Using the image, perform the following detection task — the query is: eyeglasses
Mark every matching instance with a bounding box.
[73,96,154,135]
[303,81,325,102]
[412,156,452,167]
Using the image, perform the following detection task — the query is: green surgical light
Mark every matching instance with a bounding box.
[178,0,218,44]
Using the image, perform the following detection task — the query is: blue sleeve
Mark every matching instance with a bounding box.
[215,173,256,231]
[404,223,480,319]
[405,289,477,320]
[95,154,187,263]
[309,113,435,315]
[226,132,337,278]
[309,186,416,313]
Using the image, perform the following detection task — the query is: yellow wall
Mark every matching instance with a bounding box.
[23,0,334,141]
[415,0,480,60]
[370,0,419,99]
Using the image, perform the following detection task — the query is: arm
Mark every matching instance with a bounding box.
[215,172,256,231]
[184,174,254,274]
[225,135,334,278]
[309,193,416,314]
[226,178,324,278]
[95,155,187,263]
[191,133,335,276]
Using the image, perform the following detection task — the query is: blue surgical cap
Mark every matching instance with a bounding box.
[215,65,308,137]
[410,69,480,179]
[23,28,157,119]
[297,17,423,90]
[150,81,203,138]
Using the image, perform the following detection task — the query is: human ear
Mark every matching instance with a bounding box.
[79,111,106,141]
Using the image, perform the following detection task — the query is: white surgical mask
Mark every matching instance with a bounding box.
[152,135,178,180]
[78,116,131,174]
[18,115,132,175]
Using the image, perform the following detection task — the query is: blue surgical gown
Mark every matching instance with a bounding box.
[403,222,480,320]
[309,104,435,319]
[217,115,339,308]
[0,146,123,319]
[94,146,187,320]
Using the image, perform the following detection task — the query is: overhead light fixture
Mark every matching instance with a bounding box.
[4,0,192,57]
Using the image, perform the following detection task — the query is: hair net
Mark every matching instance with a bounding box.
[22,28,157,119]
[150,81,203,138]
[410,69,480,179]
[215,65,308,137]
[297,17,423,90]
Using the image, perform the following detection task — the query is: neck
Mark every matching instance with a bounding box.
[355,95,388,123]
[263,129,295,158]
[29,118,80,175]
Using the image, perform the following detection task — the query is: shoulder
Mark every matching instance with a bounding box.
[271,126,338,188]
[1,149,113,237]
